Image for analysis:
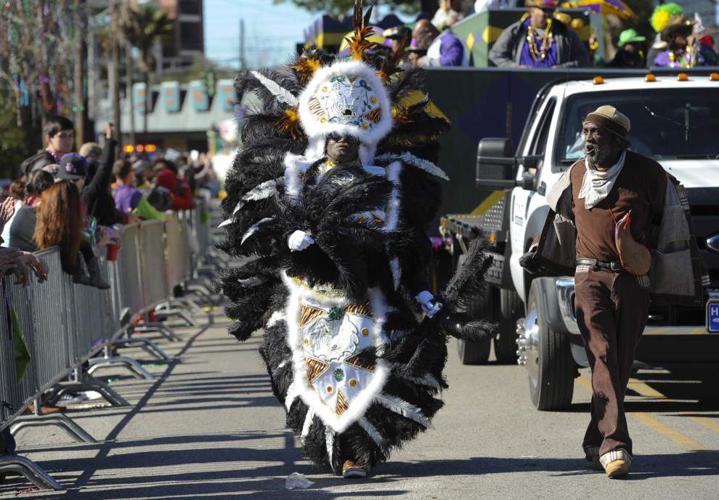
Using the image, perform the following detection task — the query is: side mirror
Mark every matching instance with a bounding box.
[476,138,517,190]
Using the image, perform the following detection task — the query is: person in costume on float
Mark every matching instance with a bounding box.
[489,0,588,68]
[219,3,494,479]
[652,16,718,68]
[521,106,706,478]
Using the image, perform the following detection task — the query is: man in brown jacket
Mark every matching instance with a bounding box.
[522,105,707,478]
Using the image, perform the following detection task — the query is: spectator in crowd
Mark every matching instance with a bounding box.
[474,0,517,14]
[383,25,412,64]
[607,29,646,68]
[489,0,589,68]
[431,0,464,31]
[112,160,165,221]
[153,158,194,210]
[133,160,154,193]
[81,124,124,227]
[647,2,684,67]
[8,170,54,252]
[410,19,467,67]
[34,181,109,289]
[652,17,719,67]
[1,181,27,246]
[19,115,74,176]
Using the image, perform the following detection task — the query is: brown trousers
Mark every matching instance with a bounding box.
[574,268,650,456]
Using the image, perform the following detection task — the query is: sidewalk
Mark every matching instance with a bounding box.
[0,316,309,499]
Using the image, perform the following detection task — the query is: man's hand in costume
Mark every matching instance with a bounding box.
[415,290,443,318]
[615,210,651,276]
[288,230,315,252]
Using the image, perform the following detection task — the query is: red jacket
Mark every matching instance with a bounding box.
[155,168,193,210]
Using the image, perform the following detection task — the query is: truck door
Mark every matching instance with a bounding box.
[509,97,557,302]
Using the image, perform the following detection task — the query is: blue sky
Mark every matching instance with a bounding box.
[204,0,317,69]
[203,0,413,69]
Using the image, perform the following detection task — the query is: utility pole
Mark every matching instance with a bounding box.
[73,0,86,147]
[239,18,246,69]
[110,0,122,146]
[126,41,136,148]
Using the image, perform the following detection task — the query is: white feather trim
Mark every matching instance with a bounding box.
[391,367,443,391]
[389,256,401,290]
[375,152,450,181]
[358,417,389,455]
[218,218,234,228]
[240,217,275,245]
[238,178,280,209]
[250,70,298,107]
[383,161,402,233]
[325,428,336,472]
[298,61,393,148]
[375,394,432,429]
[301,408,316,441]
[285,379,301,411]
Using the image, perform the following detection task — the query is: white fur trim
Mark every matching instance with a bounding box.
[375,152,450,181]
[250,70,298,107]
[240,217,275,245]
[266,310,286,328]
[282,274,390,434]
[298,60,393,148]
[283,153,313,200]
[374,394,432,429]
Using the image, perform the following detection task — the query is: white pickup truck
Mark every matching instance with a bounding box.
[442,74,719,410]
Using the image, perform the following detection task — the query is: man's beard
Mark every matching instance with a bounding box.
[584,143,612,170]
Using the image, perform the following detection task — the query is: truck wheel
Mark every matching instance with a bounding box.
[494,288,523,364]
[523,281,574,410]
[456,283,493,365]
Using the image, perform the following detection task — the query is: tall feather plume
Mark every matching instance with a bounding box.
[349,0,375,61]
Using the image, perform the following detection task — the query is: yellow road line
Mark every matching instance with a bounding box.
[470,190,505,216]
[630,413,705,451]
[690,417,719,435]
[577,375,706,451]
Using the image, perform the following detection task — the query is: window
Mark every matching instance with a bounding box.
[556,89,719,168]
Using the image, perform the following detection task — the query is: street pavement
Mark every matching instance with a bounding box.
[1,313,718,499]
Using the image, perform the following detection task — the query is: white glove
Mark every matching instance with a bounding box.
[415,290,443,318]
[288,230,315,252]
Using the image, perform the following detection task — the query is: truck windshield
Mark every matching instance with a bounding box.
[557,89,719,167]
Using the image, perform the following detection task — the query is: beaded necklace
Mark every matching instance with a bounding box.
[526,18,554,62]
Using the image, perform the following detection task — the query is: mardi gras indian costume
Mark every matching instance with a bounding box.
[220,2,493,478]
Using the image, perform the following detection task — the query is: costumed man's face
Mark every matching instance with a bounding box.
[529,8,550,29]
[582,122,623,170]
[326,135,360,164]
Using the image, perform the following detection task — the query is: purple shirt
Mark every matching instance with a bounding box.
[519,20,558,68]
[114,185,143,214]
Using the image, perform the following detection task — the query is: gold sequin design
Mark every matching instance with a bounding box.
[365,108,382,124]
[299,304,325,327]
[305,357,330,383]
[344,302,372,317]
[336,390,349,415]
[345,349,376,372]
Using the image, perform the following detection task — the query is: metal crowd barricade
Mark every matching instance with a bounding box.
[0,206,215,491]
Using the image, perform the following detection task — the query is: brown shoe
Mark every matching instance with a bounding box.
[342,460,368,478]
[600,449,632,479]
